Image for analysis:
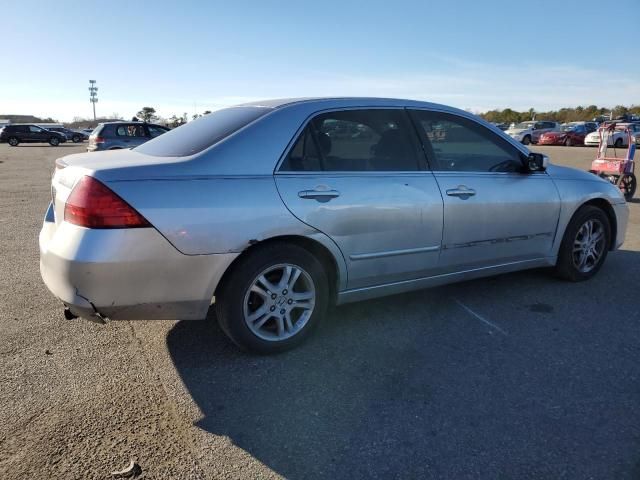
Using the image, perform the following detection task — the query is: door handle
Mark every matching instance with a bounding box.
[446,185,476,198]
[298,189,340,201]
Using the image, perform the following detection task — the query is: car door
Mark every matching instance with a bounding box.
[28,125,47,143]
[275,108,444,290]
[409,109,561,272]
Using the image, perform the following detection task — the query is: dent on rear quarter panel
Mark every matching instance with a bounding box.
[106,176,321,255]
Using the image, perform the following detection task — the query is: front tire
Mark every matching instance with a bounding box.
[620,174,636,201]
[72,135,81,143]
[215,243,329,353]
[49,137,60,146]
[564,137,573,146]
[522,135,531,145]
[554,205,611,282]
[614,138,623,148]
[8,137,19,146]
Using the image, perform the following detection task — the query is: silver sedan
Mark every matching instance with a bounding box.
[40,98,629,353]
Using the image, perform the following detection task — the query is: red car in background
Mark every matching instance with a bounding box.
[538,122,595,146]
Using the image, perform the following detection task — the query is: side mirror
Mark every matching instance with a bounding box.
[526,152,548,172]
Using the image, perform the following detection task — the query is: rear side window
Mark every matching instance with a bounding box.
[135,106,270,157]
[115,124,146,137]
[280,109,420,172]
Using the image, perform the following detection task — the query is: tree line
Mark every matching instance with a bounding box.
[480,104,640,124]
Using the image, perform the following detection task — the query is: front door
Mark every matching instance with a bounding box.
[275,108,444,289]
[28,125,48,143]
[409,109,561,272]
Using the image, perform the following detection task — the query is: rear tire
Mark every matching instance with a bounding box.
[554,205,610,282]
[614,138,623,148]
[8,137,18,146]
[522,135,531,145]
[49,137,60,146]
[72,135,81,143]
[215,243,329,354]
[564,137,573,146]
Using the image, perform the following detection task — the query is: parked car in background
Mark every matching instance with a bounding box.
[0,124,67,146]
[584,123,640,147]
[538,122,594,146]
[87,122,170,151]
[505,121,560,145]
[492,122,509,131]
[45,126,88,143]
[82,128,95,135]
[40,98,629,353]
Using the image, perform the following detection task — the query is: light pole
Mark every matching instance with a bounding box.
[89,80,98,121]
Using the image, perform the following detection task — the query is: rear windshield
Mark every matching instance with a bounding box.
[135,106,271,157]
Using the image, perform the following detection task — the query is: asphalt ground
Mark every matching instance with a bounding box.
[0,142,639,479]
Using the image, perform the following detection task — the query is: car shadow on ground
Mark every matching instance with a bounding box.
[167,250,640,479]
[9,144,83,148]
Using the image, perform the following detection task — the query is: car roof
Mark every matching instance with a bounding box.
[238,96,471,114]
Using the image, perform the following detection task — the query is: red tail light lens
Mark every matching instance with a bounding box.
[93,136,105,143]
[64,176,150,229]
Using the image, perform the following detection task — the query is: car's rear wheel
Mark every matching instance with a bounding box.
[522,135,531,145]
[72,135,81,143]
[564,137,573,146]
[554,205,610,282]
[8,137,19,146]
[215,243,329,353]
[614,138,623,148]
[49,137,60,146]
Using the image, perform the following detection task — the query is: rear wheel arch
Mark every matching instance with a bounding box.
[215,235,341,306]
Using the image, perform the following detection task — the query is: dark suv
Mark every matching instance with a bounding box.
[0,124,67,146]
[87,122,170,151]
[45,127,88,143]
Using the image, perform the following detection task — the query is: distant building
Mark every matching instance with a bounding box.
[0,119,10,127]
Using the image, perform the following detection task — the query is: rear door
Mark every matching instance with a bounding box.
[409,109,561,272]
[275,108,444,290]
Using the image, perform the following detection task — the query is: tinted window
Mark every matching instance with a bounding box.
[410,110,523,173]
[29,126,43,133]
[136,106,270,157]
[115,124,146,137]
[280,126,322,171]
[283,109,419,172]
[148,125,169,138]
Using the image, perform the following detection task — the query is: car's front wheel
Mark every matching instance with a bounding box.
[215,243,329,353]
[522,135,531,145]
[49,137,60,146]
[554,205,611,282]
[8,137,19,146]
[72,135,81,143]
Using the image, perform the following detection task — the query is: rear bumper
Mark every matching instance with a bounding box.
[39,210,238,321]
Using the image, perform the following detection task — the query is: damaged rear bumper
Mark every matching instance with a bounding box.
[39,211,238,321]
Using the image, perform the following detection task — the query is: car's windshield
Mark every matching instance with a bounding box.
[514,122,534,129]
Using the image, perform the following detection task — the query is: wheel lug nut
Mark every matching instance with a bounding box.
[288,299,293,304]
[270,306,276,312]
[280,309,286,314]
[271,293,277,300]
[282,289,288,295]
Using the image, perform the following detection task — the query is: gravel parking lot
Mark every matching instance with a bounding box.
[1,143,639,479]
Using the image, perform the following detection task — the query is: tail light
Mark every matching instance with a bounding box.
[64,176,150,229]
[92,136,105,144]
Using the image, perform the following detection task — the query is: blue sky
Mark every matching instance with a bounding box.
[3,0,639,121]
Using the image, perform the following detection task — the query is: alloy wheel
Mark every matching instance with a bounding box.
[572,219,606,273]
[243,263,316,341]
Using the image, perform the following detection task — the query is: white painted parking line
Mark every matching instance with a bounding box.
[454,298,508,336]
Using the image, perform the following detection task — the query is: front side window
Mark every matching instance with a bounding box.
[281,109,420,172]
[29,126,43,133]
[410,110,523,173]
[148,125,169,138]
